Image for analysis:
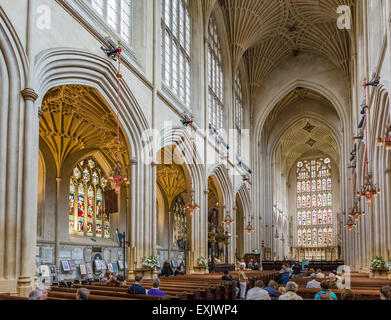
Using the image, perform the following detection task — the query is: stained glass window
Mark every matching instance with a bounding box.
[161,0,191,107]
[296,158,334,247]
[69,157,110,238]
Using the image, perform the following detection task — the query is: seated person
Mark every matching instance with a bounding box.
[306,275,321,289]
[28,288,48,300]
[147,279,165,297]
[238,259,246,270]
[327,273,338,289]
[314,281,338,300]
[127,275,146,295]
[247,259,254,270]
[308,268,316,277]
[160,261,174,277]
[101,271,112,284]
[278,286,287,296]
[253,262,260,270]
[341,289,355,300]
[105,276,120,287]
[264,280,281,298]
[279,264,291,285]
[315,269,326,279]
[116,275,127,286]
[278,282,303,300]
[222,270,233,281]
[246,280,271,300]
[380,285,391,300]
[76,288,90,300]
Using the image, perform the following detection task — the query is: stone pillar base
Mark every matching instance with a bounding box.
[133,269,158,280]
[17,276,33,297]
[191,266,209,274]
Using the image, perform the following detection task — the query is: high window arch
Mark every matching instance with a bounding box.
[296,157,334,247]
[234,70,243,157]
[69,157,111,239]
[90,0,133,44]
[161,0,191,107]
[208,15,224,131]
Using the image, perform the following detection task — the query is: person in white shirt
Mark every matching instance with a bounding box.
[315,269,326,279]
[246,280,271,300]
[278,282,303,301]
[306,275,321,289]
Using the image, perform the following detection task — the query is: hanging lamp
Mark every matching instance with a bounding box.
[186,115,199,217]
[358,82,380,206]
[377,125,391,150]
[345,216,356,232]
[109,41,129,194]
[223,213,234,228]
[348,198,365,223]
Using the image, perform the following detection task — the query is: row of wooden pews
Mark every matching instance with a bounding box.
[0,270,279,300]
[291,273,391,300]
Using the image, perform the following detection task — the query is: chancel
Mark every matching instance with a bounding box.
[0,0,391,302]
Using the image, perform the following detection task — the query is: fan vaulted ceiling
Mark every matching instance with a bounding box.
[204,0,354,99]
[40,85,129,174]
[276,118,338,172]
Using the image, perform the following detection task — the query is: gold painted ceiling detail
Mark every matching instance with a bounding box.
[157,164,187,207]
[40,85,129,174]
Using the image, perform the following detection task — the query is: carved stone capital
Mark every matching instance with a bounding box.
[21,88,38,102]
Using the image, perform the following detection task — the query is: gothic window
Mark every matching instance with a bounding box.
[69,158,110,239]
[235,71,243,157]
[208,16,223,130]
[161,0,191,107]
[172,196,186,246]
[296,158,334,247]
[90,0,133,44]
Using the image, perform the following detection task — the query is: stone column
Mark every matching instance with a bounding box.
[18,88,39,297]
[128,158,137,279]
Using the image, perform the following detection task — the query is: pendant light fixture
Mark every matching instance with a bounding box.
[108,41,129,194]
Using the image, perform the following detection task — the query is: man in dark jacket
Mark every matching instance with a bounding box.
[127,275,146,295]
[160,261,174,277]
[222,270,233,281]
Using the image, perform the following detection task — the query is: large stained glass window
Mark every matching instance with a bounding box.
[69,158,111,239]
[296,158,334,247]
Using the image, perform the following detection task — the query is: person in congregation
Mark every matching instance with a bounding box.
[247,259,254,270]
[116,275,126,286]
[28,288,48,300]
[238,265,248,299]
[314,280,338,300]
[341,289,355,300]
[127,275,146,295]
[306,274,321,289]
[327,273,338,289]
[308,268,316,277]
[147,279,166,297]
[101,271,112,284]
[76,288,90,300]
[278,282,303,300]
[238,259,246,270]
[246,280,271,300]
[264,280,281,298]
[278,286,287,296]
[380,285,391,300]
[253,262,260,271]
[160,261,174,277]
[315,269,326,279]
[279,263,291,285]
[222,270,233,281]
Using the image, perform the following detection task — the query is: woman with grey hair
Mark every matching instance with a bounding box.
[278,281,303,300]
[76,288,90,300]
[28,288,48,300]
